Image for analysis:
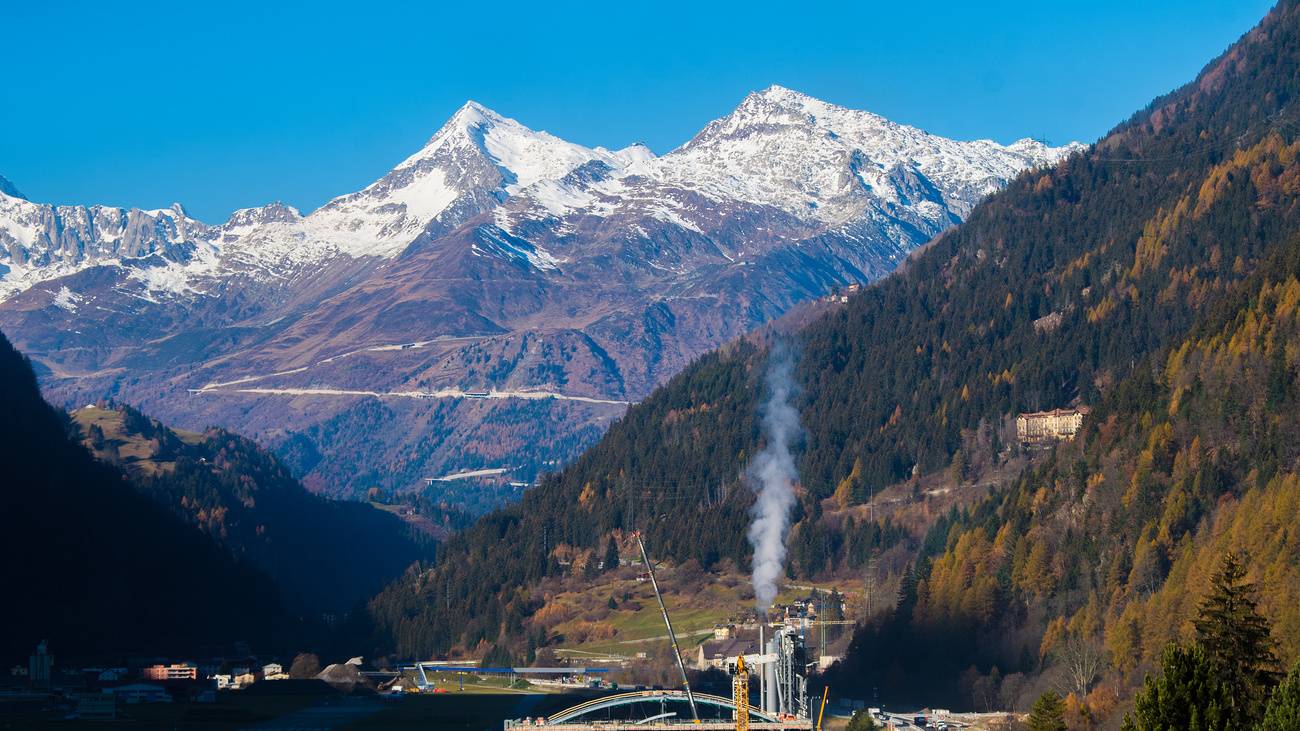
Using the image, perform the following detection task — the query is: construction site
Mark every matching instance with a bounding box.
[504,534,821,731]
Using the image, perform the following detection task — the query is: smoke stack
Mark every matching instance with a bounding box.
[745,340,801,610]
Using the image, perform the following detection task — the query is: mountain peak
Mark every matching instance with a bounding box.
[448,99,505,127]
[754,84,815,104]
[612,142,656,165]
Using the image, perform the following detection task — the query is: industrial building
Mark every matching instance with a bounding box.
[506,534,818,731]
[506,627,814,730]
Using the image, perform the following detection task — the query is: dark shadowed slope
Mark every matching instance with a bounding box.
[72,403,436,614]
[0,331,290,660]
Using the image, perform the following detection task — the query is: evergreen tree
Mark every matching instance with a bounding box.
[481,643,514,668]
[604,535,620,572]
[1193,552,1279,716]
[1027,690,1067,731]
[949,448,968,485]
[844,710,880,731]
[1122,644,1231,731]
[1258,660,1300,731]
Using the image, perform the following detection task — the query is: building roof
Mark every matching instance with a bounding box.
[1017,406,1088,419]
[700,637,759,659]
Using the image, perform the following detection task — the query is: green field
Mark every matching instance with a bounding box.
[544,571,859,659]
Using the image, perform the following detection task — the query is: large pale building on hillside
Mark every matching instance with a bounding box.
[1016,407,1088,446]
[142,664,197,681]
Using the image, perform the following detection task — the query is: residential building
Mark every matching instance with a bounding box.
[695,637,760,671]
[143,663,197,681]
[261,663,284,677]
[1016,407,1088,446]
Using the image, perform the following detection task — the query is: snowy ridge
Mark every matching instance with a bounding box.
[297,101,621,258]
[0,189,209,299]
[0,86,1083,301]
[495,85,1080,231]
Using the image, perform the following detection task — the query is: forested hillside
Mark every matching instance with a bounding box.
[74,404,435,613]
[0,331,292,660]
[367,0,1300,717]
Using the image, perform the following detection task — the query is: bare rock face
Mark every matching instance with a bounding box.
[0,86,1081,506]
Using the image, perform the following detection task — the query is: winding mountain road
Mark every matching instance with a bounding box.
[190,384,632,406]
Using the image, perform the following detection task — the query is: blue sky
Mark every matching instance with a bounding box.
[0,1,1276,222]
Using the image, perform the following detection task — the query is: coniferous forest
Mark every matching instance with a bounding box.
[365,0,1300,719]
[7,3,1300,728]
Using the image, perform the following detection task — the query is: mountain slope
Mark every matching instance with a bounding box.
[72,403,435,613]
[364,1,1300,717]
[0,331,290,660]
[0,89,1075,502]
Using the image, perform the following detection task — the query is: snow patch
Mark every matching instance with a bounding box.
[52,286,82,312]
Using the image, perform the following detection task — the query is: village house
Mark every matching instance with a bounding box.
[84,667,127,681]
[142,663,197,681]
[1016,407,1088,446]
[695,636,761,671]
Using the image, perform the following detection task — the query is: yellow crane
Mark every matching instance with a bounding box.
[733,655,749,731]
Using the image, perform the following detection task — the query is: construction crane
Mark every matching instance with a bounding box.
[634,531,700,723]
[733,656,750,731]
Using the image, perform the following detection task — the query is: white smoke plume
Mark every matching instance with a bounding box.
[746,341,801,610]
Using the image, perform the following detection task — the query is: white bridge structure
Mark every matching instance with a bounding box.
[504,689,813,730]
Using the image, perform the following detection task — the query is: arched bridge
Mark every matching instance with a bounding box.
[544,690,781,724]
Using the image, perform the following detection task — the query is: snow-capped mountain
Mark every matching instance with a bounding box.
[497,85,1070,234]
[0,86,1081,502]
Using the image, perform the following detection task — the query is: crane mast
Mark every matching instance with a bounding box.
[733,655,750,731]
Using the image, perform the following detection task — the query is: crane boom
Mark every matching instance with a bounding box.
[634,531,700,722]
[815,687,829,731]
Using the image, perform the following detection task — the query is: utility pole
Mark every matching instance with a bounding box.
[634,532,699,722]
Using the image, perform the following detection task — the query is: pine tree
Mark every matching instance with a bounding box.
[949,448,968,484]
[603,536,619,572]
[1122,644,1231,731]
[1192,552,1279,716]
[844,710,880,731]
[1259,660,1300,731]
[1027,690,1067,731]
